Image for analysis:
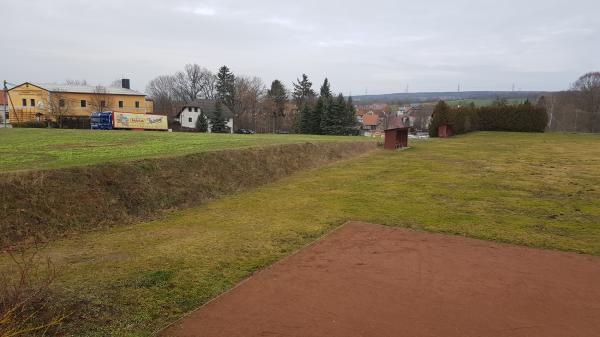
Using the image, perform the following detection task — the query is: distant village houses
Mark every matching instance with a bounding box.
[355,103,433,136]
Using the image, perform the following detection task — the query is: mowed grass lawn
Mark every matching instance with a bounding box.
[2,132,599,336]
[0,128,368,172]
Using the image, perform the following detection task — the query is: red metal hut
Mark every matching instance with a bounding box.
[384,127,409,150]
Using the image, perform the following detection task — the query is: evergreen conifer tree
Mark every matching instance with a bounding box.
[216,66,235,111]
[210,101,228,133]
[344,96,358,134]
[428,100,451,137]
[196,111,209,132]
[267,80,288,132]
[299,104,312,133]
[292,74,316,106]
[312,97,325,134]
[318,79,333,134]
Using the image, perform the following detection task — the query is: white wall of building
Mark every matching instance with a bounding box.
[177,107,233,133]
[0,104,8,126]
[179,107,199,129]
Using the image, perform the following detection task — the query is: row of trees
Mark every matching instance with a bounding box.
[146,64,357,134]
[539,72,600,133]
[429,99,548,137]
[295,77,357,135]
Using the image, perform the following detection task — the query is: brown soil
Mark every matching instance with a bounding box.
[161,222,600,337]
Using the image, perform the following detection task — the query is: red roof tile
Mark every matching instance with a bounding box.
[362,114,379,126]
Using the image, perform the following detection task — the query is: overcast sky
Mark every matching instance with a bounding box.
[1,0,599,94]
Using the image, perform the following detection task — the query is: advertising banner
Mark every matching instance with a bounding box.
[113,112,168,130]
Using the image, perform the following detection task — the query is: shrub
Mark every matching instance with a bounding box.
[12,121,48,128]
[1,245,67,336]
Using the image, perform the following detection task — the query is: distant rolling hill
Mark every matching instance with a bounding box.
[352,91,547,103]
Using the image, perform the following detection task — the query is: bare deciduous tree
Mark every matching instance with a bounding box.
[172,64,216,103]
[146,75,177,115]
[89,86,114,112]
[63,79,88,86]
[200,71,217,100]
[147,65,217,116]
[234,75,265,130]
[41,90,71,127]
[571,72,600,132]
[109,79,123,88]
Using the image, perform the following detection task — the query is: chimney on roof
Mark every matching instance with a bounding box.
[121,79,130,89]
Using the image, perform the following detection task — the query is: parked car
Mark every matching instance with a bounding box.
[235,128,256,134]
[274,130,290,134]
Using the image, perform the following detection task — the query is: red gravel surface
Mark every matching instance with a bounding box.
[161,222,600,337]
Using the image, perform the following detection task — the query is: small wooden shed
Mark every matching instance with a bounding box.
[438,124,454,138]
[384,127,409,150]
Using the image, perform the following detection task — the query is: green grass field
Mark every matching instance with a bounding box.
[0,129,368,172]
[1,132,599,336]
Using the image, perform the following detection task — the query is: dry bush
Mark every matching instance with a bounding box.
[0,245,66,337]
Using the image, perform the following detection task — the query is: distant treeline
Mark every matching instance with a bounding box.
[429,99,548,137]
[353,91,545,105]
[146,64,357,134]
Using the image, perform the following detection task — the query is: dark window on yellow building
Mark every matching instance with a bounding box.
[101,100,106,108]
[81,100,87,107]
[119,101,124,108]
[59,99,65,107]
[135,101,140,108]
[22,99,27,106]
[30,99,36,107]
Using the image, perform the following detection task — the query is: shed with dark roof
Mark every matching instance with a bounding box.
[384,127,409,150]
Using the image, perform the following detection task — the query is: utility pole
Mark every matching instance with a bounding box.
[2,80,7,128]
[4,80,18,126]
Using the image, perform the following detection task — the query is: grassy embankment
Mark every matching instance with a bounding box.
[1,132,599,336]
[0,128,370,172]
[0,129,375,246]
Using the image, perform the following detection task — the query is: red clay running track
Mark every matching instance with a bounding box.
[161,222,600,337]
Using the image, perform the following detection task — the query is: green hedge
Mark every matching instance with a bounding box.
[11,121,48,128]
[429,100,547,137]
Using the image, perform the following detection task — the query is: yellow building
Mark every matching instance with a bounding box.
[7,79,153,124]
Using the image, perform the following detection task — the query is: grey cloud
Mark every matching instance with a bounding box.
[1,0,598,94]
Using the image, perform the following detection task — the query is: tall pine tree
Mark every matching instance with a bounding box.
[299,104,312,134]
[216,66,235,112]
[294,74,317,134]
[267,80,288,132]
[293,74,316,107]
[196,111,209,132]
[210,101,228,133]
[317,78,333,134]
[344,96,358,134]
